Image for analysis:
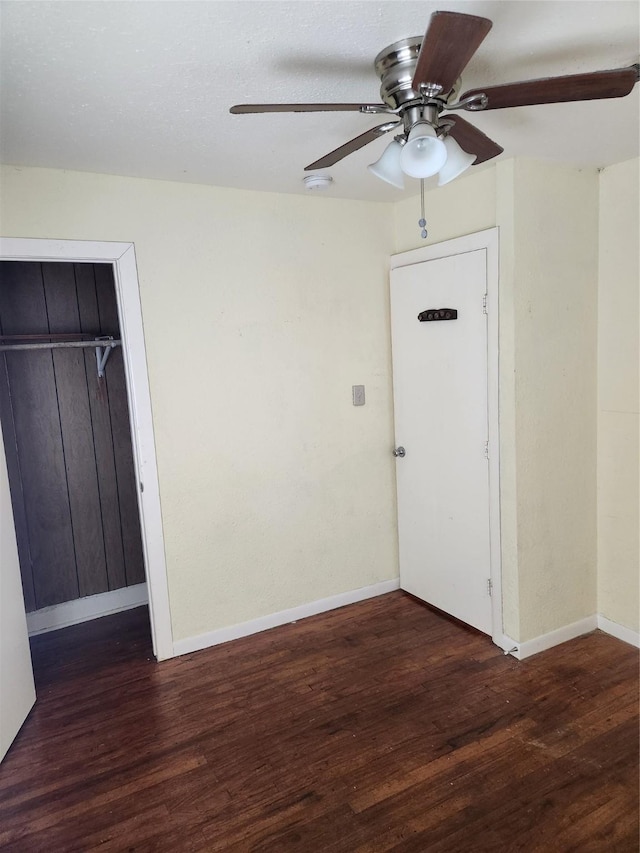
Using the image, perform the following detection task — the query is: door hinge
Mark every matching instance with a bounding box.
[484,440,489,459]
[487,578,493,597]
[482,293,488,315]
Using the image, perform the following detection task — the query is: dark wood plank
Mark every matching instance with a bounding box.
[94,263,146,586]
[42,262,109,599]
[0,593,636,852]
[0,261,78,608]
[75,263,127,590]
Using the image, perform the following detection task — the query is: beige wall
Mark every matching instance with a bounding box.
[597,159,639,632]
[494,160,520,639]
[393,166,496,253]
[0,166,399,642]
[510,160,599,640]
[0,157,636,650]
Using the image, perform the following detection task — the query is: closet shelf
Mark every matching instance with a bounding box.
[0,335,122,379]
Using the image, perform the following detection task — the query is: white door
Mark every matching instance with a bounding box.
[0,425,35,763]
[391,248,492,635]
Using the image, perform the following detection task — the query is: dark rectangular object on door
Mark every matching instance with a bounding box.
[418,308,458,322]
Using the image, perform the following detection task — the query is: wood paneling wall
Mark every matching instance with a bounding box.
[0,261,145,611]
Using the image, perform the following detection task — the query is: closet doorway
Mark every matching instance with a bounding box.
[0,260,148,623]
[0,238,172,662]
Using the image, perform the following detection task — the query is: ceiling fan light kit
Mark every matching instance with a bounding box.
[231,10,638,237]
[438,136,477,186]
[400,121,448,179]
[367,138,405,189]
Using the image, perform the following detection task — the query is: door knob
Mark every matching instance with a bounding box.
[393,446,406,458]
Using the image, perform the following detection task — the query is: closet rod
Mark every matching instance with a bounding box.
[0,333,98,342]
[0,337,121,379]
[0,339,121,352]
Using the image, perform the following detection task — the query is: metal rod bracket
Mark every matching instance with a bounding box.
[95,336,116,379]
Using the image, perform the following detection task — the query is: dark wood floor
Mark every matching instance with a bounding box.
[1,592,638,852]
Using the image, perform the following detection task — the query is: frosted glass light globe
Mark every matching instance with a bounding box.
[400,123,447,179]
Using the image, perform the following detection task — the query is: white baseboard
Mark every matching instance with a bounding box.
[597,615,640,649]
[33,581,629,661]
[512,615,598,660]
[511,613,640,660]
[26,583,148,637]
[173,578,401,658]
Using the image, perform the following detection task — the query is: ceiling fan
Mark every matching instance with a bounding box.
[230,10,639,189]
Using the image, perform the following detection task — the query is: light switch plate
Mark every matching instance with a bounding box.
[352,385,365,406]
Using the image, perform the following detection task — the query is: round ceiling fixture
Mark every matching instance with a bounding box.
[303,175,333,191]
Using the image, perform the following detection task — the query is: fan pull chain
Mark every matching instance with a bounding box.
[418,179,428,239]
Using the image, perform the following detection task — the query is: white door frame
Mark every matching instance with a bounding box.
[0,237,174,660]
[390,227,507,651]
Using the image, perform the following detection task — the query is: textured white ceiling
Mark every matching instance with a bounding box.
[0,1,638,202]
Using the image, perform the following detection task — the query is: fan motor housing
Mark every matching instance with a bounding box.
[374,36,460,109]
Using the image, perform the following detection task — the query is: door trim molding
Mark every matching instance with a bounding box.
[390,228,506,651]
[0,238,174,660]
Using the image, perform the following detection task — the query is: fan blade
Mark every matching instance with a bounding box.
[304,122,401,170]
[230,103,385,114]
[461,66,638,110]
[412,11,492,96]
[446,116,503,165]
